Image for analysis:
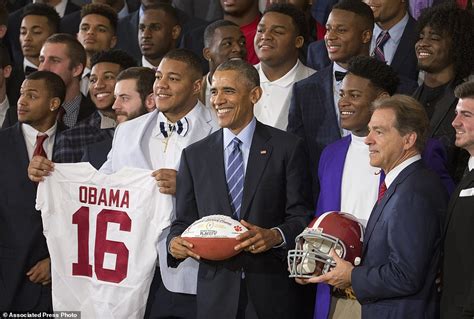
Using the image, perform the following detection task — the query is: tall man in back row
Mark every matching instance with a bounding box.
[167,59,313,319]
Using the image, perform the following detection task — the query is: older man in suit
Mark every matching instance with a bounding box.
[288,0,373,203]
[441,81,474,319]
[0,71,66,311]
[306,95,448,319]
[167,59,314,319]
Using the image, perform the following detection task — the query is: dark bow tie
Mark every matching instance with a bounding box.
[159,117,189,138]
[335,71,347,82]
[25,66,38,76]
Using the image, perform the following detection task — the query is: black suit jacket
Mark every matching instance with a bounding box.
[441,168,474,319]
[5,1,80,65]
[1,101,17,129]
[167,122,313,319]
[0,122,64,311]
[413,82,470,182]
[5,62,27,110]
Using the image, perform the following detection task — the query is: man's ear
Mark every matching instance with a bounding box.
[403,131,417,150]
[2,65,12,79]
[250,86,262,105]
[0,25,7,39]
[145,92,156,112]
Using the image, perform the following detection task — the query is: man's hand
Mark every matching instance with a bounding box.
[169,236,201,260]
[28,156,54,182]
[234,220,283,254]
[152,169,177,195]
[26,257,51,285]
[303,249,353,289]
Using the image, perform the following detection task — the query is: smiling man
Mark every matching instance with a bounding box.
[167,59,313,319]
[412,3,474,183]
[307,95,448,319]
[288,0,373,203]
[253,3,315,131]
[52,49,136,163]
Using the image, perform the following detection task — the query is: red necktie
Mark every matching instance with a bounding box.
[33,134,49,159]
[377,181,387,203]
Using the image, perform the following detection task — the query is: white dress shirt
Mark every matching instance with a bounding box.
[80,67,91,96]
[385,154,422,188]
[468,157,474,171]
[254,60,316,130]
[21,123,57,160]
[141,56,156,70]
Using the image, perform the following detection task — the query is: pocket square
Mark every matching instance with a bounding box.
[459,187,474,197]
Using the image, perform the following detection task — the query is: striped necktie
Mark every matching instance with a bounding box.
[373,31,391,62]
[159,117,189,138]
[226,138,244,220]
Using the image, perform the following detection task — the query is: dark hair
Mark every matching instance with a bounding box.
[80,3,118,34]
[26,70,66,105]
[216,59,260,88]
[454,81,474,100]
[204,19,239,47]
[117,67,155,104]
[143,3,179,26]
[21,3,60,34]
[0,43,11,67]
[372,95,429,153]
[263,3,308,41]
[45,33,87,74]
[90,49,137,70]
[347,56,399,96]
[332,0,374,30]
[416,3,474,85]
[162,48,203,79]
[0,3,8,26]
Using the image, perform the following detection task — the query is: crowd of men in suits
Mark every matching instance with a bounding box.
[0,0,474,319]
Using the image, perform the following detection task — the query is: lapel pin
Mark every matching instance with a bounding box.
[260,150,267,155]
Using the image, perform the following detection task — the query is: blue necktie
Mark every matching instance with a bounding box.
[226,138,244,220]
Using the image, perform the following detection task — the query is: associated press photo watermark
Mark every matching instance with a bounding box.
[2,312,80,318]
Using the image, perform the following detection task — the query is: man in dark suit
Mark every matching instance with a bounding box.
[167,59,314,319]
[413,3,474,183]
[5,0,80,65]
[306,95,448,319]
[39,33,95,128]
[0,70,66,311]
[0,43,15,128]
[441,81,474,319]
[307,0,418,92]
[288,0,373,203]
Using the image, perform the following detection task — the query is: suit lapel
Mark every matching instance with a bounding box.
[390,16,417,72]
[443,169,474,236]
[240,122,272,220]
[429,84,457,137]
[362,161,421,254]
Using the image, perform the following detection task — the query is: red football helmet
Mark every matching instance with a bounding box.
[288,211,364,278]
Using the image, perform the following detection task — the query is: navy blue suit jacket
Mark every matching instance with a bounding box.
[0,123,64,311]
[352,161,448,319]
[167,122,314,319]
[81,136,113,170]
[288,64,341,203]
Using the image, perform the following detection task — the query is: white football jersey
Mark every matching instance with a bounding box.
[36,163,170,318]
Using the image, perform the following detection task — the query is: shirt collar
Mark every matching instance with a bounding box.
[98,111,117,129]
[82,67,91,79]
[223,117,256,151]
[22,121,57,142]
[23,58,38,73]
[54,0,67,18]
[385,154,421,188]
[118,1,130,19]
[141,56,156,70]
[257,60,301,87]
[469,156,474,171]
[373,13,409,45]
